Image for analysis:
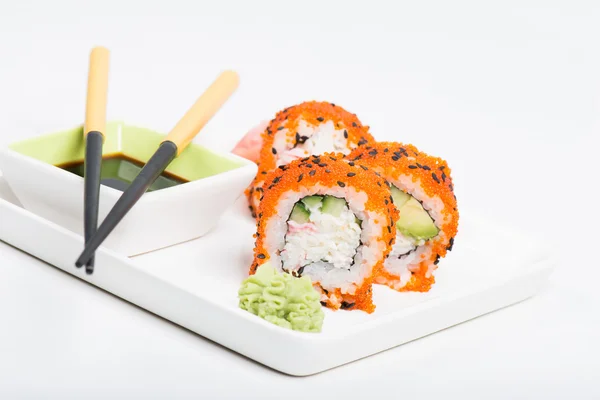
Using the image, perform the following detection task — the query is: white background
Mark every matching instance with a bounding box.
[0,0,599,398]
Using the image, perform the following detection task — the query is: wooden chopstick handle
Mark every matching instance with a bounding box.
[84,46,110,137]
[163,70,239,155]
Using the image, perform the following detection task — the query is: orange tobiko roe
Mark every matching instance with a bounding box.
[245,101,374,218]
[250,153,398,313]
[348,142,459,292]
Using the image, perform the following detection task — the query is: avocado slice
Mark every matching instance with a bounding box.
[301,195,323,210]
[290,202,310,223]
[390,185,411,208]
[321,196,347,217]
[396,198,439,240]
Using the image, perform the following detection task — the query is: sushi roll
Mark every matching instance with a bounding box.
[246,101,374,218]
[250,154,398,313]
[348,142,459,292]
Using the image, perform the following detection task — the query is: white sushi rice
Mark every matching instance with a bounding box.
[263,185,388,295]
[382,168,448,289]
[273,119,352,166]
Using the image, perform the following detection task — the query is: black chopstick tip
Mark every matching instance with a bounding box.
[75,260,84,268]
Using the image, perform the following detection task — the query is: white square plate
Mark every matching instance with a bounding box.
[0,176,556,376]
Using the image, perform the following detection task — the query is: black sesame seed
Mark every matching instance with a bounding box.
[272,147,277,155]
[344,130,348,139]
[347,172,356,177]
[325,169,331,173]
[390,196,394,203]
[434,255,441,265]
[348,161,355,166]
[416,163,423,168]
[385,199,389,205]
[266,127,272,134]
[374,172,381,177]
[341,301,355,310]
[408,165,418,169]
[277,126,284,131]
[309,169,316,176]
[449,184,454,191]
[337,181,346,188]
[377,182,382,187]
[391,156,399,161]
[330,103,336,107]
[318,163,327,167]
[316,117,324,122]
[368,149,378,157]
[261,171,267,175]
[384,148,389,153]
[352,122,357,127]
[447,237,454,251]
[257,254,266,259]
[259,212,263,218]
[329,156,336,161]
[278,165,286,170]
[389,238,394,246]
[273,176,281,184]
[442,172,447,182]
[432,173,440,184]
[297,174,304,182]
[320,301,327,307]
[305,163,313,168]
[422,165,431,170]
[439,166,446,170]
[358,138,368,146]
[400,148,408,156]
[359,165,368,171]
[387,226,391,233]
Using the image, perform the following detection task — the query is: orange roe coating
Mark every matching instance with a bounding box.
[245,101,374,218]
[250,153,398,313]
[348,142,459,293]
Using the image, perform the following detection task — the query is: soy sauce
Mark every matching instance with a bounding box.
[57,154,188,192]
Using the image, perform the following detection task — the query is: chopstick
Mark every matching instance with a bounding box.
[81,46,110,274]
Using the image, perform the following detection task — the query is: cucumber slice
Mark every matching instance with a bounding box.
[290,202,310,223]
[390,185,411,208]
[321,196,347,217]
[301,195,323,210]
[354,216,362,227]
[396,198,439,240]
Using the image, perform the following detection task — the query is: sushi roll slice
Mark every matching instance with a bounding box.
[348,142,459,292]
[250,154,398,313]
[246,101,374,218]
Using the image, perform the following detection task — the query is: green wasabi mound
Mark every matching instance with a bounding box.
[238,263,325,333]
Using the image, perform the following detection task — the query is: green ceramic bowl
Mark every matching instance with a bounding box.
[0,121,258,256]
